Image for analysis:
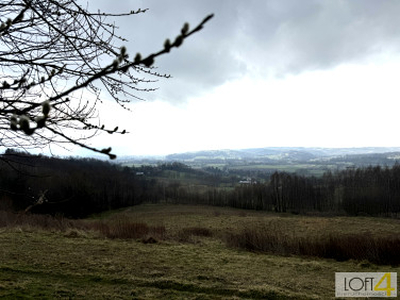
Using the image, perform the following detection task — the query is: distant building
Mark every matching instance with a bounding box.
[239,177,257,185]
[135,171,144,176]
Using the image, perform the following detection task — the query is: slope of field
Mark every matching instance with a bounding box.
[1,204,400,299]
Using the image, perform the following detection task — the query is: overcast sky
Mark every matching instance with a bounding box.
[69,0,400,157]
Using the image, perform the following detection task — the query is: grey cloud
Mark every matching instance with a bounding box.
[235,0,400,76]
[88,0,400,102]
[90,0,238,102]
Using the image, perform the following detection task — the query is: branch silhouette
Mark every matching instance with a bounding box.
[0,0,213,158]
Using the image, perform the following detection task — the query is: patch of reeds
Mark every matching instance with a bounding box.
[89,220,166,241]
[225,225,400,265]
[0,210,83,231]
[0,211,165,241]
[177,226,213,242]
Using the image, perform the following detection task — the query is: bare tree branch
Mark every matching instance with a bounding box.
[0,0,213,158]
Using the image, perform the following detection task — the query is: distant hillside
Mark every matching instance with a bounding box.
[165,147,400,163]
[117,147,400,172]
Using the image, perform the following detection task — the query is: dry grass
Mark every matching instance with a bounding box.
[2,206,400,265]
[0,210,87,231]
[225,225,400,265]
[0,229,323,299]
[89,220,166,241]
[0,211,167,242]
[2,204,400,298]
[87,204,400,264]
[176,226,213,242]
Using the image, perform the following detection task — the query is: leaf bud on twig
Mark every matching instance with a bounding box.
[134,53,142,63]
[42,101,51,116]
[35,116,46,128]
[112,59,119,69]
[19,115,33,135]
[120,46,127,56]
[174,35,183,47]
[181,22,189,35]
[118,46,128,63]
[10,115,18,130]
[164,39,171,52]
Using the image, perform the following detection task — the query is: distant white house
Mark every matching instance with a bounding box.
[135,171,144,176]
[239,177,257,185]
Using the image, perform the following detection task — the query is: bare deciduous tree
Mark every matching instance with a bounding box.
[0,0,213,158]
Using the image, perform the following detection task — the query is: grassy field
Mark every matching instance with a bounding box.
[1,204,400,299]
[226,164,330,176]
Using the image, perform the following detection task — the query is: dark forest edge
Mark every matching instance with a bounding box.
[1,148,400,218]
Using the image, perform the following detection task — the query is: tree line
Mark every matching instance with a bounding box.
[1,150,400,218]
[195,165,400,217]
[139,163,400,217]
[0,150,160,217]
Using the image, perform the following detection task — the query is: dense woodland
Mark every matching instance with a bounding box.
[0,150,157,217]
[1,150,400,218]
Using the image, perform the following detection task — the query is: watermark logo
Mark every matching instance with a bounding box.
[335,272,397,298]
